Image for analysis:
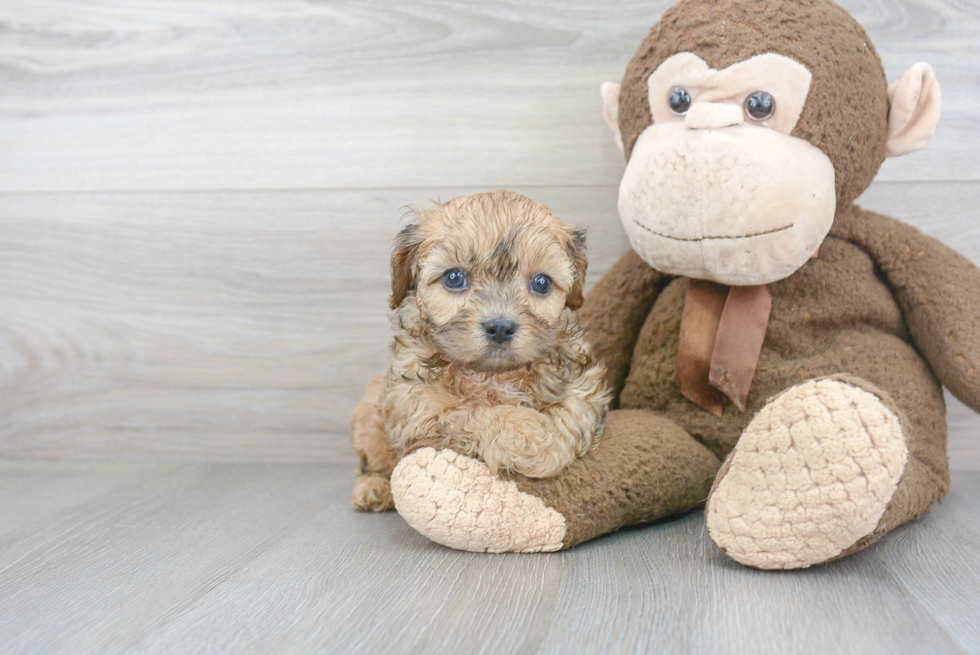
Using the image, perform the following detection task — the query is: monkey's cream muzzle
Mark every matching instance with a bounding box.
[619,121,836,286]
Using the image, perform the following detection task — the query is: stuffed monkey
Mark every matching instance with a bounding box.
[387,0,980,569]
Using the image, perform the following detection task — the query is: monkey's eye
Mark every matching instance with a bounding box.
[442,269,468,291]
[530,274,552,296]
[744,91,775,121]
[667,87,692,115]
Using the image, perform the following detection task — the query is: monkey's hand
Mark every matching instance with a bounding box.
[578,249,667,404]
[842,207,980,413]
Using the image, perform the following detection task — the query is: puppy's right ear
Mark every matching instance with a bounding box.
[389,223,422,310]
[563,226,589,310]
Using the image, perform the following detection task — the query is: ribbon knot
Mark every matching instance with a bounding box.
[677,280,772,417]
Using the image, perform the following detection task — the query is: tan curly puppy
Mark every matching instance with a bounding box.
[351,190,611,512]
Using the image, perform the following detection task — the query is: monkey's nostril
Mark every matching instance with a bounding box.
[483,318,518,344]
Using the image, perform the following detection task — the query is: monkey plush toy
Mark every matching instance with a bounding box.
[388,0,980,569]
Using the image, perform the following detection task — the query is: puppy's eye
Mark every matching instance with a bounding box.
[442,269,468,291]
[530,274,552,296]
[744,91,775,121]
[668,87,692,115]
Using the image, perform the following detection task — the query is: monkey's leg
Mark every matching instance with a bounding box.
[389,409,721,553]
[350,373,399,512]
[705,375,949,569]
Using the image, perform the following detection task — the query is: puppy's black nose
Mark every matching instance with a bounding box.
[483,318,517,344]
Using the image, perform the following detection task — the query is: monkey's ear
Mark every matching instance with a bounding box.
[389,224,422,310]
[886,63,942,157]
[563,226,588,310]
[600,82,624,153]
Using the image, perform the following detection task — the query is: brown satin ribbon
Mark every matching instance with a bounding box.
[709,284,772,412]
[677,280,728,417]
[677,280,772,417]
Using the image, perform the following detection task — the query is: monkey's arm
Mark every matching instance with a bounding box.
[578,249,669,404]
[839,206,980,412]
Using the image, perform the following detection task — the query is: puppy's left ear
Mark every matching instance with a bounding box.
[563,226,588,310]
[390,223,422,310]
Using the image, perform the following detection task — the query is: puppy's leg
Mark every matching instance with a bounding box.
[477,406,556,477]
[475,405,588,478]
[476,372,609,478]
[351,373,398,511]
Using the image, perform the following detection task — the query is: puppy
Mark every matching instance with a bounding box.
[350,190,611,512]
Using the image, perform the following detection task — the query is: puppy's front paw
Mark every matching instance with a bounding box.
[352,474,394,512]
[480,407,571,478]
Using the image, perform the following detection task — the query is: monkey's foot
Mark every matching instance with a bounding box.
[390,447,566,553]
[389,410,720,553]
[706,377,908,569]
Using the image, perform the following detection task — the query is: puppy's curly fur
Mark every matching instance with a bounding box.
[351,190,611,512]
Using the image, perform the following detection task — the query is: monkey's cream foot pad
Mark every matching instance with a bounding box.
[390,447,566,553]
[705,378,909,570]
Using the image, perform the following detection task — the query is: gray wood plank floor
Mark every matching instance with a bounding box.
[0,458,977,655]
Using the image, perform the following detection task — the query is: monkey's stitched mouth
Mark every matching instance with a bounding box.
[632,219,794,242]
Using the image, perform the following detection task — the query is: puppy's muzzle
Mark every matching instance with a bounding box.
[483,317,518,344]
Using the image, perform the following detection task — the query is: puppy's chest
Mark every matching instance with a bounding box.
[432,369,547,410]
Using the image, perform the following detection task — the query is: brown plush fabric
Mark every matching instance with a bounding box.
[513,409,721,549]
[577,248,669,404]
[618,0,889,211]
[833,207,980,412]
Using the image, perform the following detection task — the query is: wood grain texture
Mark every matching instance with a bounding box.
[1,183,978,465]
[0,459,977,654]
[1,0,978,192]
[0,460,334,654]
[0,459,184,539]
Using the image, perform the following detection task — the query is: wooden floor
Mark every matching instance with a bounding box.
[2,0,979,652]
[0,459,977,654]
